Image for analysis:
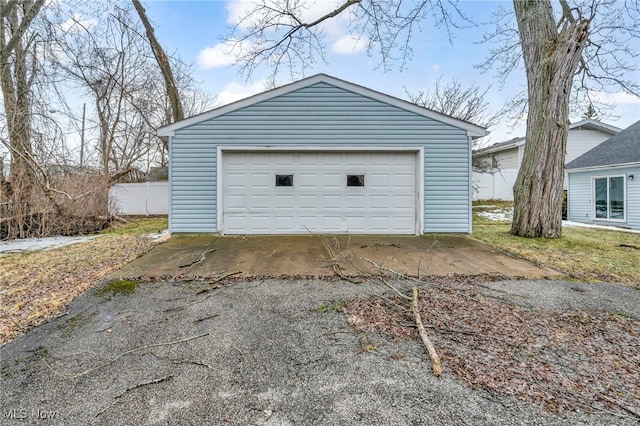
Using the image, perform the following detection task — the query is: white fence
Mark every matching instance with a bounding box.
[472,169,518,201]
[109,182,168,215]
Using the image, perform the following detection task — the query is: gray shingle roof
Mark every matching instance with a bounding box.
[566,120,640,170]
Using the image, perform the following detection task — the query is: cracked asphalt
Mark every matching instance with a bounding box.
[1,278,638,425]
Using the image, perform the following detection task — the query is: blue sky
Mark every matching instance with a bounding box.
[142,0,639,144]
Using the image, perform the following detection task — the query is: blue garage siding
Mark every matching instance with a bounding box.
[169,82,471,233]
[568,166,640,231]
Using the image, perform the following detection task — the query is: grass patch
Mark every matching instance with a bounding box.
[101,216,167,235]
[317,299,346,313]
[97,279,141,296]
[0,232,156,346]
[473,214,640,285]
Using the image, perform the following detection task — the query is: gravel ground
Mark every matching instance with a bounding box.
[478,279,640,319]
[1,278,637,425]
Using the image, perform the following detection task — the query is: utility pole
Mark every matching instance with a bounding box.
[80,103,86,168]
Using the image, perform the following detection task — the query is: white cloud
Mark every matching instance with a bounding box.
[197,40,242,70]
[590,90,640,105]
[431,64,441,72]
[331,35,368,55]
[215,80,270,106]
[60,13,97,33]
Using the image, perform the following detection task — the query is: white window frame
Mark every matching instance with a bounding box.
[591,175,626,222]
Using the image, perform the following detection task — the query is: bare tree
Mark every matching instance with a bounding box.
[131,0,184,123]
[49,4,213,176]
[406,76,500,129]
[508,1,638,238]
[406,76,501,179]
[226,0,639,238]
[0,0,46,236]
[226,0,470,80]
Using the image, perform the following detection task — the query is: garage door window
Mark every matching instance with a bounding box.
[276,174,293,187]
[347,174,365,187]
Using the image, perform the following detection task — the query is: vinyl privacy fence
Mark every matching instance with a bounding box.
[109,182,168,215]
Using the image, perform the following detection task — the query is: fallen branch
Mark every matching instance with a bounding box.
[195,270,242,294]
[43,332,210,380]
[306,227,362,283]
[619,244,639,250]
[360,257,412,301]
[411,285,442,377]
[96,375,174,417]
[596,393,640,419]
[178,248,217,269]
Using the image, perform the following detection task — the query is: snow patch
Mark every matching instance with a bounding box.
[476,206,640,234]
[0,235,102,254]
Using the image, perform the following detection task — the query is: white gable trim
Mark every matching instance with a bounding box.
[474,120,621,157]
[566,162,640,173]
[158,74,486,138]
[569,119,622,135]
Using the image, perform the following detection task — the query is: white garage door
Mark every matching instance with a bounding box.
[221,151,417,234]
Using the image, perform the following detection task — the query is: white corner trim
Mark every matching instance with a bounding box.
[216,145,223,234]
[418,146,425,235]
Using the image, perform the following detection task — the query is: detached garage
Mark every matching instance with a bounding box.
[158,74,485,235]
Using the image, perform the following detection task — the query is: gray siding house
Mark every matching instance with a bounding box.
[158,74,485,235]
[472,120,620,201]
[566,120,640,231]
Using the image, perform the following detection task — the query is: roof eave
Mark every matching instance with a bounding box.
[566,161,640,172]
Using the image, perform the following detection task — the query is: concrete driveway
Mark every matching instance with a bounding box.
[114,234,559,279]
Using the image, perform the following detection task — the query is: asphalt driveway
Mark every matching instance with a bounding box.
[114,234,559,279]
[2,277,638,425]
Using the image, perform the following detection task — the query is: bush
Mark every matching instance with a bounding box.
[0,172,113,239]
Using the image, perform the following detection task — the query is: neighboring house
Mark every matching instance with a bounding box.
[157,73,485,235]
[472,119,621,200]
[566,120,640,231]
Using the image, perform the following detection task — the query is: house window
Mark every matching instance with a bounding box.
[276,174,293,187]
[347,174,365,187]
[593,176,625,220]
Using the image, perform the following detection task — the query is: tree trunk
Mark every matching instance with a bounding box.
[0,0,44,238]
[132,0,184,122]
[511,0,590,238]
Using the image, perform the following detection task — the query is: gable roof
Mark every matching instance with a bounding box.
[157,73,486,138]
[473,119,621,156]
[566,120,640,170]
[473,137,525,155]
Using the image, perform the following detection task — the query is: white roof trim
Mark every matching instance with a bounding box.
[566,161,640,173]
[475,120,621,156]
[568,119,622,134]
[473,138,524,156]
[157,73,486,138]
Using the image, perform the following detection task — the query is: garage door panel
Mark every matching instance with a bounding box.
[297,173,320,187]
[320,194,344,210]
[298,194,319,209]
[222,151,417,234]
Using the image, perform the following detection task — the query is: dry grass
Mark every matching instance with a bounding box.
[473,213,640,285]
[0,218,167,346]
